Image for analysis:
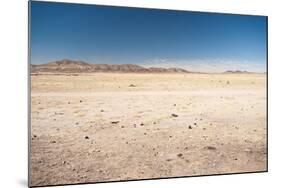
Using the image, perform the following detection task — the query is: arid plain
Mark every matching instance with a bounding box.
[30,72,267,186]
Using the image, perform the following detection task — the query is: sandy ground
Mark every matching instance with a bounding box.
[30,73,267,186]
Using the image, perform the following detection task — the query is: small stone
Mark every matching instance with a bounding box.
[111,121,119,124]
[50,140,56,143]
[171,114,178,117]
[80,100,83,103]
[177,153,183,158]
[188,125,192,129]
[85,136,89,139]
[205,146,216,150]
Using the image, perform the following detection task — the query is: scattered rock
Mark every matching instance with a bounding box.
[85,136,89,139]
[203,128,206,130]
[188,125,192,129]
[171,114,178,117]
[226,81,230,84]
[140,123,144,126]
[100,109,104,112]
[129,84,136,87]
[174,104,176,106]
[80,100,83,103]
[75,122,79,125]
[50,140,56,143]
[121,126,125,128]
[111,121,119,124]
[185,159,190,163]
[194,123,197,125]
[153,122,156,124]
[177,153,183,158]
[166,159,173,162]
[68,102,70,104]
[205,146,217,150]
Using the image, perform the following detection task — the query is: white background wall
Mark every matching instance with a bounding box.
[0,0,280,187]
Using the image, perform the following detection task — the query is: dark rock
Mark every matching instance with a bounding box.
[85,136,89,139]
[171,114,178,117]
[188,125,192,129]
[111,121,119,124]
[177,153,183,158]
[205,146,216,150]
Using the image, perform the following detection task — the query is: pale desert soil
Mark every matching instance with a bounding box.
[30,73,267,186]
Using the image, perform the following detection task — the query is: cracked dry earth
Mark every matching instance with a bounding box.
[30,73,267,186]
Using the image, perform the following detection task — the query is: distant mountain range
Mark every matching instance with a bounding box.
[31,59,191,73]
[30,59,256,74]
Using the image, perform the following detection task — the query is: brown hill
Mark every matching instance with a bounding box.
[31,59,191,73]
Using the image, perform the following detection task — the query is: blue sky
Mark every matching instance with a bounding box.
[30,1,267,72]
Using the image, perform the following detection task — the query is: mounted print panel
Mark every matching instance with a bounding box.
[29,1,268,187]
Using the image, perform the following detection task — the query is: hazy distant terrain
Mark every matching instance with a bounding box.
[30,60,267,186]
[31,59,191,73]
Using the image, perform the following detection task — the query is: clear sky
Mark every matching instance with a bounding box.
[30,1,267,72]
